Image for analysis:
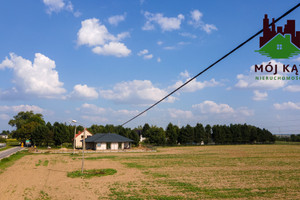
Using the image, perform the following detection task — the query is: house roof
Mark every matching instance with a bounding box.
[85,133,133,143]
[75,130,92,138]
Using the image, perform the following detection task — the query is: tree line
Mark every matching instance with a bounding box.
[6,111,275,147]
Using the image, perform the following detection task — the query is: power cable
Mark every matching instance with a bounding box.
[121,3,300,127]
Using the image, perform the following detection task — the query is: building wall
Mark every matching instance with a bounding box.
[75,131,92,148]
[96,142,106,150]
[95,142,130,150]
[111,142,117,150]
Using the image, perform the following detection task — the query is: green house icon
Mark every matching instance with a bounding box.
[256,34,300,59]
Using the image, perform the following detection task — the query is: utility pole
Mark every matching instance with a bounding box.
[81,128,86,173]
[73,123,77,154]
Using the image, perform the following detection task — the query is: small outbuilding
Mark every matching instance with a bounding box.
[85,133,133,150]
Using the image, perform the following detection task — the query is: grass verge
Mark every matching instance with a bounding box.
[0,145,14,152]
[0,150,28,174]
[67,168,117,178]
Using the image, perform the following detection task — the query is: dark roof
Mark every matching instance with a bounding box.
[85,133,133,143]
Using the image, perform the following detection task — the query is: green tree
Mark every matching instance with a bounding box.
[9,111,45,143]
[53,122,69,146]
[142,123,151,138]
[194,123,205,144]
[148,126,166,145]
[178,125,194,144]
[31,124,49,146]
[129,130,140,146]
[165,123,178,145]
[205,124,212,144]
[9,111,45,130]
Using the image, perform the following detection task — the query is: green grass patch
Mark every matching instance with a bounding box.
[85,155,117,160]
[162,181,282,198]
[43,160,49,166]
[123,162,147,169]
[6,139,19,146]
[36,190,51,200]
[67,168,117,179]
[36,160,42,166]
[0,150,28,174]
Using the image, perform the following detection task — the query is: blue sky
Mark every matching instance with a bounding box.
[1,0,300,134]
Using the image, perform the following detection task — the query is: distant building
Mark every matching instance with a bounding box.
[0,133,8,139]
[75,129,93,148]
[85,133,133,150]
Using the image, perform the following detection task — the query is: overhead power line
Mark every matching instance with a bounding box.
[121,3,300,127]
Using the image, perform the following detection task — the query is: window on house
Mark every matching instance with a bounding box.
[107,143,111,150]
[277,44,282,50]
[97,143,101,147]
[81,135,83,138]
[118,142,122,149]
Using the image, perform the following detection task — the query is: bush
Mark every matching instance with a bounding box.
[0,138,6,143]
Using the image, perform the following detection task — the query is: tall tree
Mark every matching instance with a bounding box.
[205,124,212,144]
[194,123,205,144]
[165,123,178,145]
[142,123,151,138]
[9,111,45,143]
[148,126,166,145]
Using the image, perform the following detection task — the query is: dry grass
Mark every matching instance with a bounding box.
[0,144,299,199]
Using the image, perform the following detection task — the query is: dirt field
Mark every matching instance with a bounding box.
[0,145,299,199]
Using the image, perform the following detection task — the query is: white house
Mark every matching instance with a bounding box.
[85,133,133,150]
[0,134,8,139]
[75,129,93,148]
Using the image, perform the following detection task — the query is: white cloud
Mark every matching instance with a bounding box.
[0,114,10,120]
[168,108,193,119]
[70,84,98,100]
[191,9,203,22]
[201,24,218,34]
[0,53,66,99]
[108,14,126,26]
[157,57,161,63]
[179,70,190,78]
[137,49,153,59]
[143,54,153,59]
[235,60,287,90]
[77,18,117,46]
[142,11,184,32]
[79,103,106,115]
[179,32,197,39]
[193,100,234,114]
[157,41,163,45]
[43,0,80,16]
[169,75,221,93]
[99,80,175,105]
[163,46,176,50]
[284,85,300,92]
[188,9,217,34]
[137,49,149,56]
[192,100,254,117]
[77,18,131,57]
[0,105,45,113]
[78,103,139,123]
[274,101,300,110]
[92,42,131,57]
[253,90,268,101]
